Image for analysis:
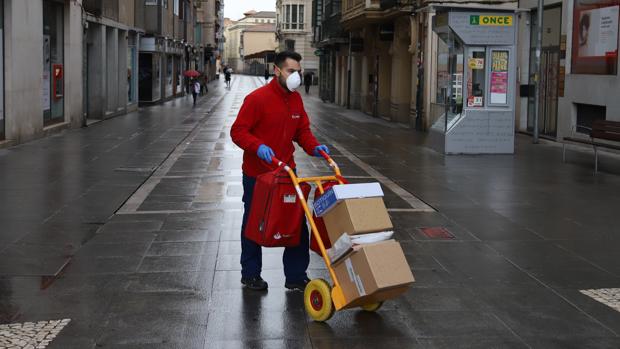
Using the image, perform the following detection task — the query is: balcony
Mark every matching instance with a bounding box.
[83,0,103,16]
[83,0,120,21]
[341,0,413,29]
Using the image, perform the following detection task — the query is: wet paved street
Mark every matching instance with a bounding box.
[1,75,620,348]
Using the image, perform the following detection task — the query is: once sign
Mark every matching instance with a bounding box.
[469,15,513,26]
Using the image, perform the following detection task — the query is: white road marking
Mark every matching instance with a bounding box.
[580,288,620,312]
[0,319,70,348]
[313,130,436,212]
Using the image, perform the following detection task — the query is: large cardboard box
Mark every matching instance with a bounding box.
[313,183,384,217]
[333,240,414,307]
[322,197,393,243]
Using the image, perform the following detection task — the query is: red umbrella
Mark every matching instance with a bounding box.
[184,69,200,78]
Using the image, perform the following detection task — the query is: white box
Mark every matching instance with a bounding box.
[313,182,384,217]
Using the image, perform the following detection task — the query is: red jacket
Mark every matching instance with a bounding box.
[230,78,320,177]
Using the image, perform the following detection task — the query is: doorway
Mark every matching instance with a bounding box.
[527,5,562,137]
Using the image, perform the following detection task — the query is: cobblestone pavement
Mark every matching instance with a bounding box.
[1,75,619,348]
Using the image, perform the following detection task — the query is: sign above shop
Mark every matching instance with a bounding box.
[469,15,513,26]
[443,11,516,45]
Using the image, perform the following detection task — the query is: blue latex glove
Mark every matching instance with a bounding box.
[313,145,330,157]
[257,144,275,163]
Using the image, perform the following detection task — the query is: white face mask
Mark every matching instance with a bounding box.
[284,71,301,92]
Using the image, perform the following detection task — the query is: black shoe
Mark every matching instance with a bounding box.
[285,277,311,291]
[241,276,268,291]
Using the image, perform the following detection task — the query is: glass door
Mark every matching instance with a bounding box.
[527,5,561,137]
[42,0,64,126]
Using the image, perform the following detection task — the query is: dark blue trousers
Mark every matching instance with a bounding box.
[240,174,310,283]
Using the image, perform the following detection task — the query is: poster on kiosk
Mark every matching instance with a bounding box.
[431,7,518,154]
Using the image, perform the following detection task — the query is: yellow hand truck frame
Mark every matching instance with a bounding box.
[272,150,383,321]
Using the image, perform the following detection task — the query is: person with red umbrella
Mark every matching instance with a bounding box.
[190,78,200,107]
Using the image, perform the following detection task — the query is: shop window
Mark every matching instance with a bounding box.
[571,0,620,74]
[489,50,509,105]
[576,103,606,133]
[435,34,464,129]
[176,56,182,95]
[466,48,486,108]
[166,55,173,97]
[285,39,295,51]
[42,0,64,126]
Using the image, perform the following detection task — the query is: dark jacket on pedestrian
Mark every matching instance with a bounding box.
[303,73,313,86]
[230,78,320,177]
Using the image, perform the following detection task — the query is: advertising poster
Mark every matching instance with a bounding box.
[490,51,509,104]
[577,5,619,57]
[468,58,484,70]
[572,0,620,74]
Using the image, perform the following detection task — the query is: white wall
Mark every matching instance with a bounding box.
[3,0,44,142]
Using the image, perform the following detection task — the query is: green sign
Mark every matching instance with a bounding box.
[314,49,323,56]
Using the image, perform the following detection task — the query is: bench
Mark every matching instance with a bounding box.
[563,120,620,173]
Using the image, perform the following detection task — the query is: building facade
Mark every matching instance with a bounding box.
[240,24,278,75]
[223,11,276,73]
[0,0,219,147]
[315,0,520,130]
[277,0,319,74]
[83,0,142,120]
[312,0,346,103]
[517,0,620,142]
[197,0,224,82]
[135,0,199,105]
[336,0,415,123]
[2,0,83,145]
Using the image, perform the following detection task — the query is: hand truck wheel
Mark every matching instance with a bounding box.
[360,301,384,312]
[304,279,335,322]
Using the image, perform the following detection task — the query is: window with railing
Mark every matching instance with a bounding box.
[282,4,304,30]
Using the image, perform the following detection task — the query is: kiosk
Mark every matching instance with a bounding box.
[430,7,518,154]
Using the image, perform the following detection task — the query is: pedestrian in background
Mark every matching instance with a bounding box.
[230,51,330,291]
[264,68,270,84]
[192,79,200,107]
[225,67,232,89]
[303,72,313,95]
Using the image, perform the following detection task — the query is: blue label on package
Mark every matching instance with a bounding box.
[313,188,338,217]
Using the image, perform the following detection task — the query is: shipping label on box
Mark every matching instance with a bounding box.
[313,183,384,217]
[333,240,414,305]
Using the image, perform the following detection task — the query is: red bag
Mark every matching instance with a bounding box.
[309,179,346,256]
[245,166,311,247]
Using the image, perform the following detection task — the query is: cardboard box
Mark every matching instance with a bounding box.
[313,183,384,217]
[332,240,414,307]
[322,197,393,243]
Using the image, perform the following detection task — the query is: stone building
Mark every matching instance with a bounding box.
[276,0,319,74]
[197,0,224,82]
[223,10,277,73]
